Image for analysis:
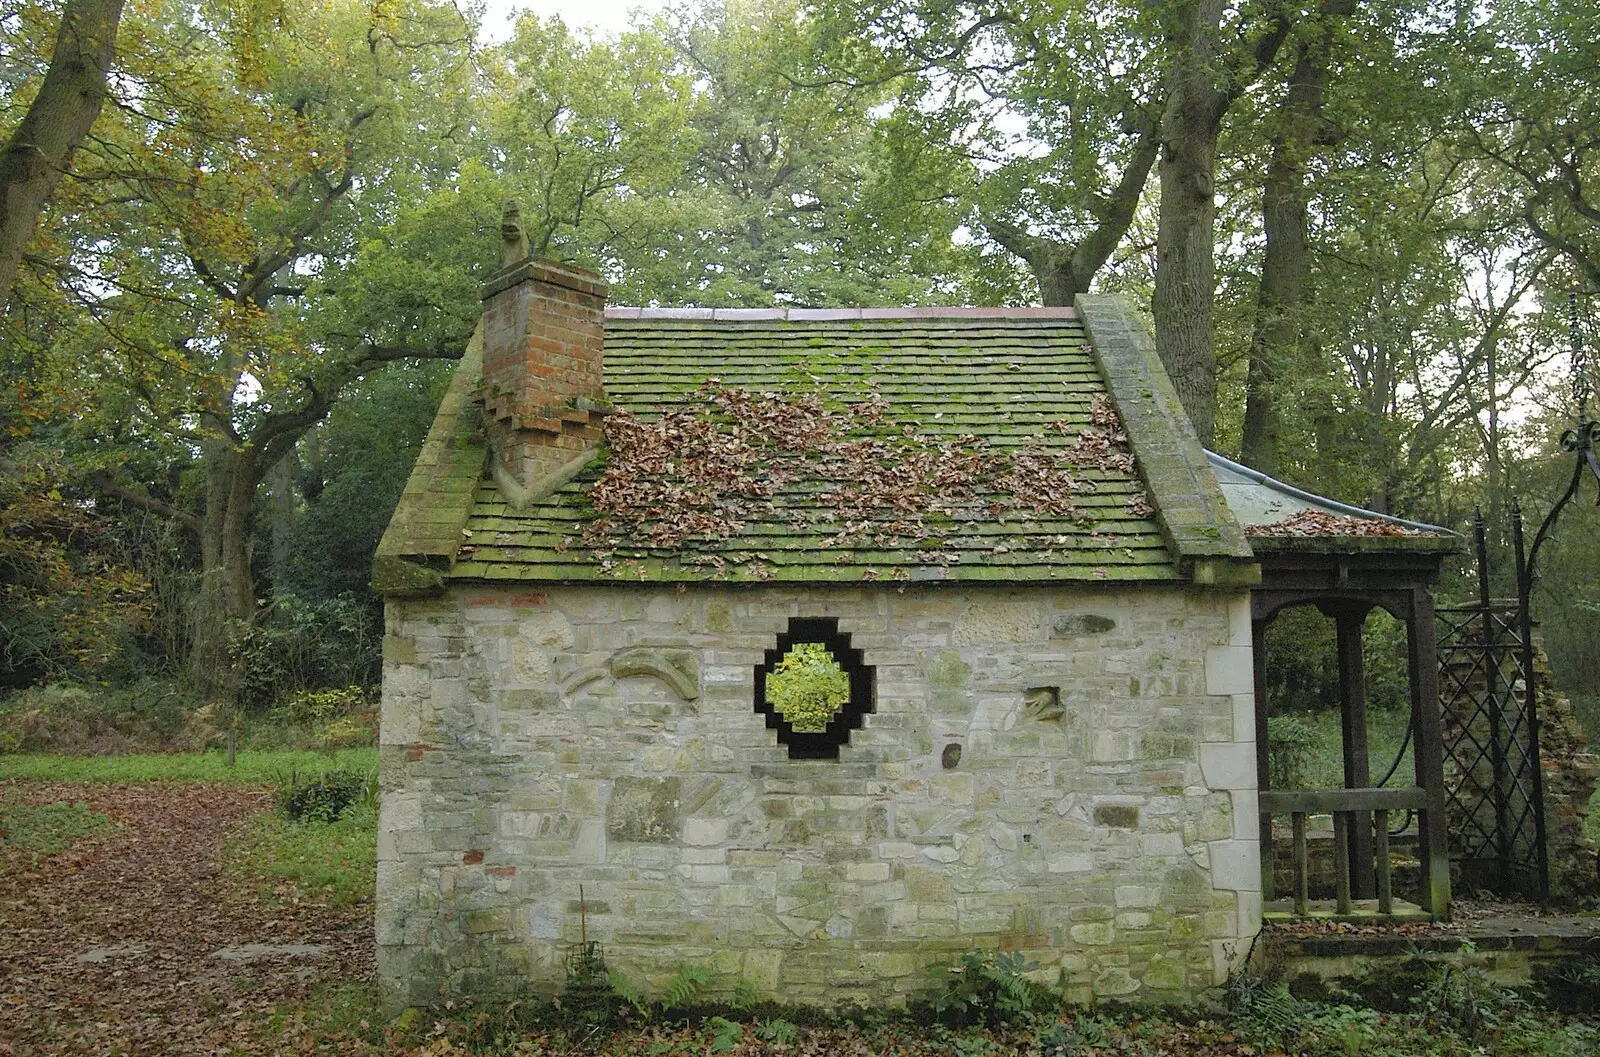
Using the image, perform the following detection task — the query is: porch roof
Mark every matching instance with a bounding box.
[1208,452,1458,556]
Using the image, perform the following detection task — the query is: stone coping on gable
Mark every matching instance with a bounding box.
[1074,294,1257,586]
[373,322,488,596]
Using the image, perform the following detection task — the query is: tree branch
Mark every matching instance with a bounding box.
[90,475,203,535]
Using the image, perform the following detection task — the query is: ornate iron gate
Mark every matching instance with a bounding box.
[1435,512,1549,899]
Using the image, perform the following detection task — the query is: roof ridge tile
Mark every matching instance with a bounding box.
[606,306,1079,321]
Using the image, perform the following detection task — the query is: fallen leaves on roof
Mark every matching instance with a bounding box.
[579,384,1149,567]
[451,317,1180,583]
[1244,508,1431,537]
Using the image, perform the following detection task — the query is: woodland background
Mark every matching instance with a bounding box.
[1,0,1597,752]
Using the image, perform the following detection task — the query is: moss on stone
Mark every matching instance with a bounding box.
[606,776,682,843]
[1093,804,1140,829]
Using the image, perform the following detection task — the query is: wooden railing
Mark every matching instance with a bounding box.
[1259,786,1431,917]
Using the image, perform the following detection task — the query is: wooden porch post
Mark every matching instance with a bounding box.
[1253,615,1273,901]
[1334,605,1375,899]
[1407,585,1452,919]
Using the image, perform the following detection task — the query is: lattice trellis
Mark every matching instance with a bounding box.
[1434,514,1549,899]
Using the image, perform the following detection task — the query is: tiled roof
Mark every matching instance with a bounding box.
[376,297,1261,592]
[1207,452,1458,554]
[456,313,1179,583]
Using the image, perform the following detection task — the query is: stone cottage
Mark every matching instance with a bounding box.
[373,242,1270,1008]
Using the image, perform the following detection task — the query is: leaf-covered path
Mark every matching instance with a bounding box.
[0,782,372,1056]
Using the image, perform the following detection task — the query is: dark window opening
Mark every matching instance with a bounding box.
[754,618,875,760]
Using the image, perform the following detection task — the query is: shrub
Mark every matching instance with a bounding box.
[276,768,372,823]
[1266,714,1319,789]
[0,679,201,754]
[765,642,850,732]
[0,450,152,687]
[269,685,376,749]
[270,684,368,726]
[229,593,379,712]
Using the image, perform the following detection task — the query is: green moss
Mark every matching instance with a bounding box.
[443,316,1187,584]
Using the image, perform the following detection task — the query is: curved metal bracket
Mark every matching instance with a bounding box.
[1527,415,1600,583]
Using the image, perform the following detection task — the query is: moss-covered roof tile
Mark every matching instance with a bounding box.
[379,301,1278,590]
[446,314,1185,584]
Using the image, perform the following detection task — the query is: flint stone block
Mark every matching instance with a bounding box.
[606,776,682,843]
[1052,614,1117,638]
[1093,804,1140,829]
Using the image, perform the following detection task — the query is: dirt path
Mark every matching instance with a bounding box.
[0,782,373,1056]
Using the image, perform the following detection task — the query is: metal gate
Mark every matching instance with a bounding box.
[1435,511,1549,899]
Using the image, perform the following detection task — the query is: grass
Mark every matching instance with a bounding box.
[0,747,377,784]
[0,799,114,859]
[1,746,380,906]
[1268,706,1415,788]
[226,805,377,907]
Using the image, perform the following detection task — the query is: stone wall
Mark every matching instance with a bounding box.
[377,583,1261,1008]
[1532,645,1599,905]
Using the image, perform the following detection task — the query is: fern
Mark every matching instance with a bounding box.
[1226,973,1300,1047]
[707,1016,743,1053]
[607,969,650,1018]
[730,976,762,1010]
[756,1019,801,1045]
[663,963,710,1010]
[932,950,1046,1026]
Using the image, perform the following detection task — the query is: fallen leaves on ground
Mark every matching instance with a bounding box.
[1263,897,1584,940]
[0,781,371,1056]
[0,783,1590,1057]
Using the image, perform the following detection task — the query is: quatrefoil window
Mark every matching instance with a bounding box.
[754,618,875,760]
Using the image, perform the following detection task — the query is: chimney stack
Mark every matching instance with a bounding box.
[478,201,608,498]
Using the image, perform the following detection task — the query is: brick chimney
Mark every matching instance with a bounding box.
[478,201,609,500]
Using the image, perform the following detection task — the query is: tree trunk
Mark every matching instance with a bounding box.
[0,0,125,313]
[267,454,296,592]
[984,127,1160,307]
[1153,0,1229,448]
[1240,13,1345,473]
[1153,1,1297,449]
[189,438,260,705]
